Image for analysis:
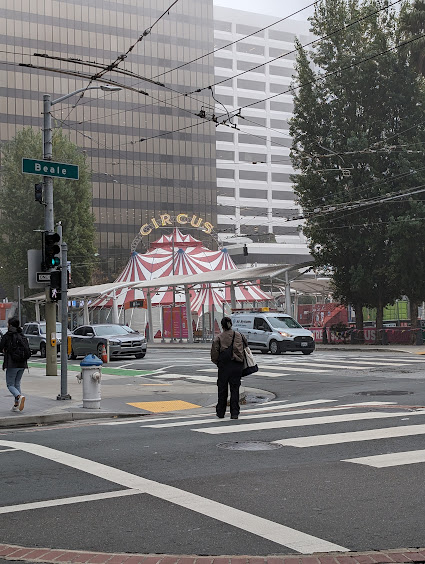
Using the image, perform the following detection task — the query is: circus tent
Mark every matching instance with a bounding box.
[91,228,271,312]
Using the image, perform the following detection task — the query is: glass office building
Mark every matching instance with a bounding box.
[0,0,216,278]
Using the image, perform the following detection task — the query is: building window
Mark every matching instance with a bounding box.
[268,29,296,42]
[237,60,265,73]
[217,168,235,179]
[218,186,235,196]
[236,43,265,56]
[237,97,266,109]
[237,79,265,91]
[216,131,234,143]
[242,116,267,127]
[270,101,294,113]
[215,57,233,69]
[240,188,268,198]
[239,151,266,162]
[272,172,292,183]
[214,38,232,50]
[238,133,267,145]
[236,24,264,37]
[271,136,292,148]
[239,170,267,181]
[214,21,232,32]
[217,150,234,161]
[272,190,295,200]
[270,119,288,130]
[269,65,295,78]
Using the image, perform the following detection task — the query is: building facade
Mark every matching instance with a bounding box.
[213,5,312,266]
[0,0,217,279]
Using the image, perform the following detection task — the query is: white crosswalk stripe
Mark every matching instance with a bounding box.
[274,423,425,447]
[344,449,425,468]
[127,395,425,469]
[193,409,425,434]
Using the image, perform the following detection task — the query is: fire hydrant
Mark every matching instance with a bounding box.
[77,354,103,409]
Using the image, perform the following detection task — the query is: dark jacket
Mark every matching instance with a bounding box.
[0,327,28,370]
[211,329,246,366]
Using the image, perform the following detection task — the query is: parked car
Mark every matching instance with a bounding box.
[70,324,147,360]
[23,321,62,357]
[231,310,315,355]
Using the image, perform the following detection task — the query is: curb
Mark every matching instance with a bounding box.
[1,543,425,564]
[0,411,147,429]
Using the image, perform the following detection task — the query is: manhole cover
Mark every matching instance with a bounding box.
[355,390,414,396]
[217,441,282,451]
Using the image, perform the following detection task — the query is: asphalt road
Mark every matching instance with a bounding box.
[1,350,425,556]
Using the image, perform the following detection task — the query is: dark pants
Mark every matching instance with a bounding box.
[216,360,243,417]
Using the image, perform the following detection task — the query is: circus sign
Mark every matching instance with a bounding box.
[139,214,214,236]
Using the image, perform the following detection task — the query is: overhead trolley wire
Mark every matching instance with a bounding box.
[150,1,320,79]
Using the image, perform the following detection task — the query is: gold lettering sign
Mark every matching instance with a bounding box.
[139,213,214,236]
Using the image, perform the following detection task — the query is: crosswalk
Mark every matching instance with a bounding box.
[149,354,424,383]
[107,398,425,470]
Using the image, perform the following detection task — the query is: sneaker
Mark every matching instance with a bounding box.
[11,406,19,412]
[17,395,25,411]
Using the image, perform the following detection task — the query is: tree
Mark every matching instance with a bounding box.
[400,0,425,77]
[0,127,96,298]
[290,0,425,339]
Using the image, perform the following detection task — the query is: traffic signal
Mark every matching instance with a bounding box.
[35,183,43,204]
[49,269,61,301]
[43,232,61,270]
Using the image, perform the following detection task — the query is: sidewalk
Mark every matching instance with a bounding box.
[0,361,273,429]
[2,542,425,564]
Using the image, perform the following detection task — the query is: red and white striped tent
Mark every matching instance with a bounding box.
[91,228,271,312]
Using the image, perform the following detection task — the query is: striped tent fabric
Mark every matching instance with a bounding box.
[90,228,271,312]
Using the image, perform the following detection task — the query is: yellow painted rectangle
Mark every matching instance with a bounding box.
[127,400,201,412]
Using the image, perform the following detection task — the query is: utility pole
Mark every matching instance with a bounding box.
[41,85,121,378]
[43,94,58,377]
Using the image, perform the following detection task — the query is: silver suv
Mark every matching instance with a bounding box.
[23,322,62,357]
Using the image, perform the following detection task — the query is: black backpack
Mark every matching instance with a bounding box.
[8,333,31,362]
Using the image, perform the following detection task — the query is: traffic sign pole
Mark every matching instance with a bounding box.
[58,240,71,400]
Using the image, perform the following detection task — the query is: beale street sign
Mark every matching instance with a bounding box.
[22,158,79,180]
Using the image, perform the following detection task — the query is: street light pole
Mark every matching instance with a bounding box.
[42,85,121,378]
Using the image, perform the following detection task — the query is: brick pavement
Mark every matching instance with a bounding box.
[1,544,425,564]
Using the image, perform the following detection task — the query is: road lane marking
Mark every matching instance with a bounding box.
[0,440,348,554]
[144,402,387,429]
[308,359,410,368]
[345,449,425,467]
[194,410,425,434]
[0,489,143,514]
[274,423,425,447]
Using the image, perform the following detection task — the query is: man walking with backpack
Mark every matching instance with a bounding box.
[0,317,30,412]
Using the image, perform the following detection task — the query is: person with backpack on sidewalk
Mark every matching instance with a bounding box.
[0,317,31,412]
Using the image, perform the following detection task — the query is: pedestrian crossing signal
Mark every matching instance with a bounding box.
[49,287,61,302]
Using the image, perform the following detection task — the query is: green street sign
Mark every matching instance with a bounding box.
[22,158,79,180]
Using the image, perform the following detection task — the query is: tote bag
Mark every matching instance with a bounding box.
[242,346,258,377]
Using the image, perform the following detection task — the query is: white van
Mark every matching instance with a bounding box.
[231,310,315,355]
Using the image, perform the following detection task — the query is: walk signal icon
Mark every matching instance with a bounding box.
[49,287,61,302]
